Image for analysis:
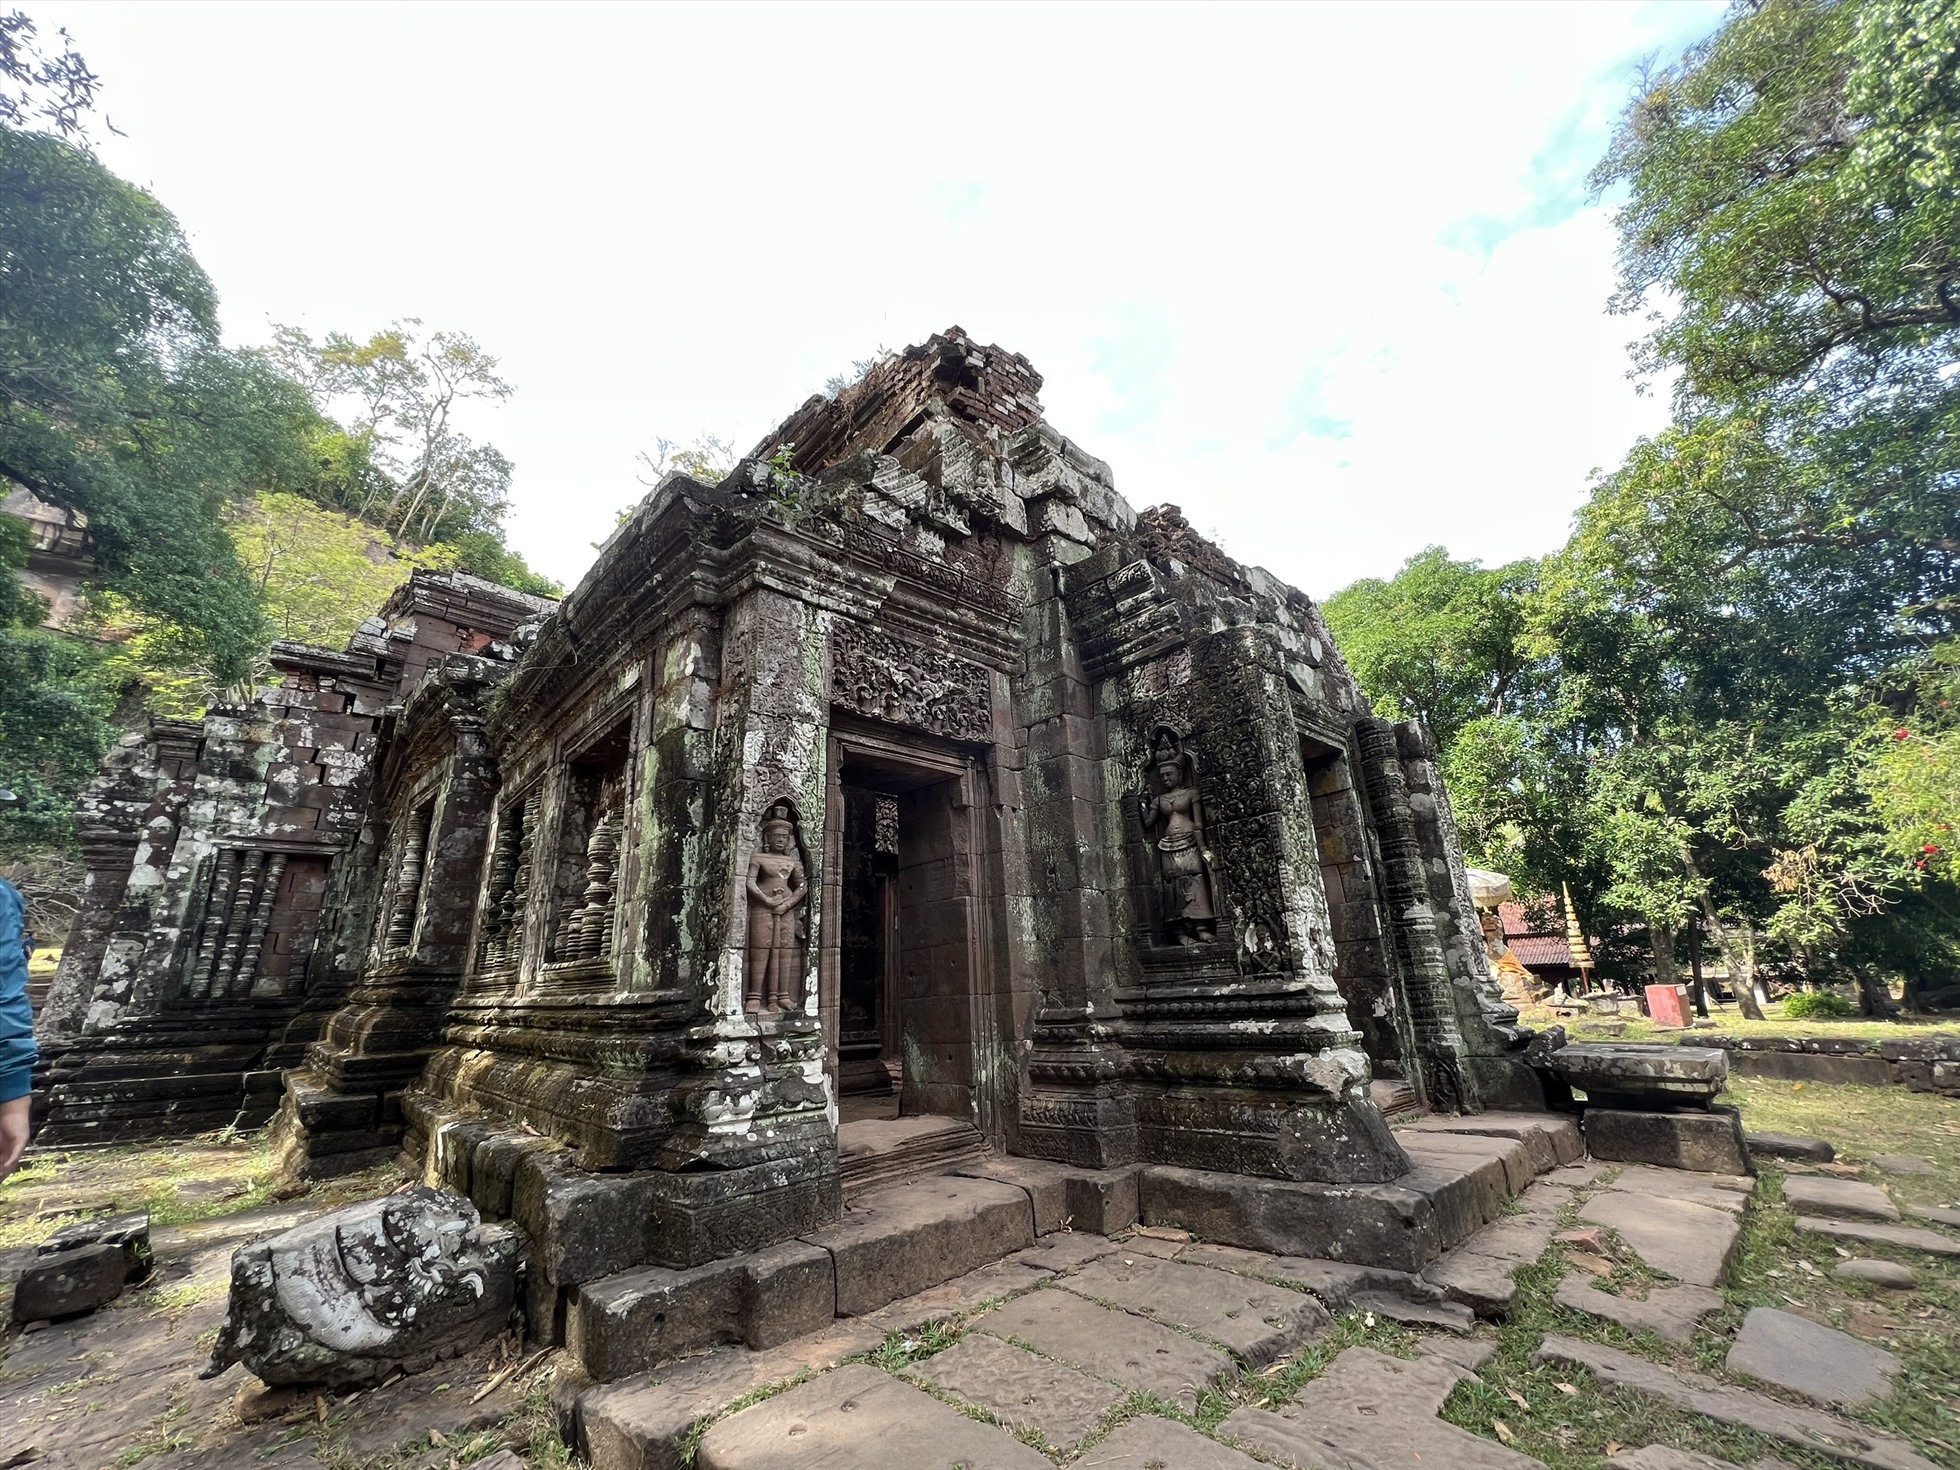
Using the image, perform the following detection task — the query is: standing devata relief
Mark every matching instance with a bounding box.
[1139,728,1219,946]
[743,802,808,1014]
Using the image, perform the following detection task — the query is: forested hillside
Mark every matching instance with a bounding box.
[1325,0,1960,1011]
[0,14,557,906]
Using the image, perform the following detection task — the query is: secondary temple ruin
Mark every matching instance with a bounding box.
[37,328,1545,1317]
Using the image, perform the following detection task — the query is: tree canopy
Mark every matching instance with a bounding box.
[1327,0,1960,1010]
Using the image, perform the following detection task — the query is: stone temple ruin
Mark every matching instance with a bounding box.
[37,327,1564,1369]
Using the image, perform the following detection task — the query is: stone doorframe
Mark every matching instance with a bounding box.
[819,722,1002,1143]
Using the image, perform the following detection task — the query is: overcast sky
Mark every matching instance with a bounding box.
[43,1,1721,599]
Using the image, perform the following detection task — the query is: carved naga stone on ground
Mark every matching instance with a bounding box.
[201,1186,521,1387]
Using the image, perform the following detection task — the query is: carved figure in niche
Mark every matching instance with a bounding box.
[744,802,808,1014]
[1138,728,1218,945]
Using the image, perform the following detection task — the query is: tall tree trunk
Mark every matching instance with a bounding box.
[1688,923,1709,1018]
[1650,920,1679,987]
[1680,843,1765,1020]
[1853,965,1897,1018]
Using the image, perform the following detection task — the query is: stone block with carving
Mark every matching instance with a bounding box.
[201,1186,521,1387]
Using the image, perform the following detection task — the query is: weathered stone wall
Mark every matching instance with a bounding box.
[249,329,1540,1296]
[35,571,554,1145]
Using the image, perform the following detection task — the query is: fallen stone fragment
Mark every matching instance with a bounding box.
[1793,1217,1960,1256]
[1746,1133,1834,1163]
[11,1242,126,1321]
[1351,1289,1476,1335]
[38,1211,153,1281]
[1546,1042,1728,1109]
[693,1362,1050,1470]
[1219,1346,1543,1468]
[1535,1334,1940,1470]
[1553,1275,1723,1344]
[1726,1307,1901,1409]
[1579,1192,1741,1287]
[974,1287,1231,1410]
[1782,1177,1901,1223]
[1834,1259,1915,1289]
[914,1332,1123,1452]
[1079,1415,1269,1469]
[1868,1154,1934,1176]
[202,1185,521,1387]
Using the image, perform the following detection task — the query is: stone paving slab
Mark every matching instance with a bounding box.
[913,1332,1123,1452]
[1906,1203,1960,1230]
[1603,1166,1755,1214]
[974,1285,1232,1410]
[1177,1243,1440,1308]
[1869,1154,1934,1176]
[692,1362,1050,1470]
[1793,1217,1960,1255]
[1579,1192,1741,1286]
[1553,1275,1724,1343]
[1056,1253,1331,1365]
[1419,1335,1499,1370]
[1010,1233,1119,1275]
[1746,1132,1834,1162]
[1535,1334,1940,1470]
[576,1324,893,1470]
[862,1257,1053,1333]
[1350,1288,1475,1334]
[1726,1307,1902,1409]
[1608,1450,1746,1469]
[1219,1345,1544,1468]
[1545,1162,1612,1188]
[1078,1414,1270,1468]
[1834,1258,1916,1289]
[1782,1177,1900,1222]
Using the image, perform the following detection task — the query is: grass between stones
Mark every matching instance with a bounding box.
[0,1131,407,1250]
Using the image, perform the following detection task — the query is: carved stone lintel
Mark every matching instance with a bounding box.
[830,622,992,742]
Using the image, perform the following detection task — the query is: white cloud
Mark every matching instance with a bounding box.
[42,0,1720,597]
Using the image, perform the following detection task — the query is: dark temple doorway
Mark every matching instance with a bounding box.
[823,729,990,1192]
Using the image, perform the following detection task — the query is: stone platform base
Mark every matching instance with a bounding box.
[556,1109,1581,1384]
[1139,1111,1583,1271]
[1583,1104,1752,1176]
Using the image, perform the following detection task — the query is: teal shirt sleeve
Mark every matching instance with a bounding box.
[0,878,35,1101]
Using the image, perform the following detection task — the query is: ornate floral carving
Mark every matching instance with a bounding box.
[830,623,992,742]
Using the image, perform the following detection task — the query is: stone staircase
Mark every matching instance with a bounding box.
[562,1110,1592,1468]
[555,1110,1585,1393]
[837,1112,990,1198]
